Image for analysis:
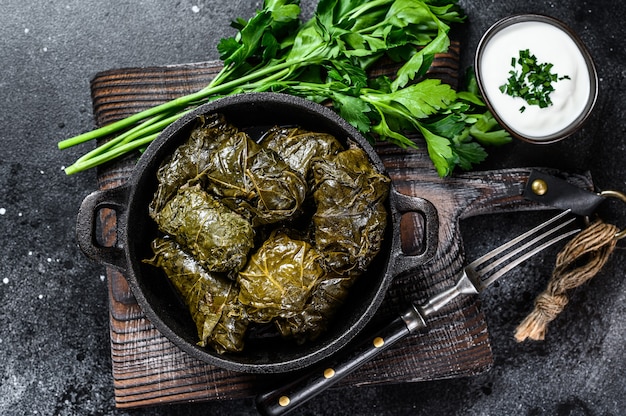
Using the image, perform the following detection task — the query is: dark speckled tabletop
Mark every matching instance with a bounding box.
[1,1,624,415]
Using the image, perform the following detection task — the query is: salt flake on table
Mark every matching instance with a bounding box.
[0,208,6,215]
[2,277,8,284]
[191,5,200,13]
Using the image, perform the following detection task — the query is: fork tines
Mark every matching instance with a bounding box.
[469,210,581,290]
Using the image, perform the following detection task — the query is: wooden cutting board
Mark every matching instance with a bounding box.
[89,42,594,408]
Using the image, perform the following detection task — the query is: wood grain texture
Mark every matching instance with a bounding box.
[89,42,594,408]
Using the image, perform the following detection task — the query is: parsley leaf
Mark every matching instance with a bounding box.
[60,0,511,178]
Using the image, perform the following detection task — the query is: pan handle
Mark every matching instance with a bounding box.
[76,185,130,271]
[388,188,439,277]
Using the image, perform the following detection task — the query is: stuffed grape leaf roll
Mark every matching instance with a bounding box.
[311,147,390,274]
[277,148,390,342]
[275,273,356,343]
[260,126,343,185]
[198,125,308,226]
[237,231,326,323]
[150,113,239,215]
[144,237,248,352]
[150,113,308,226]
[150,184,255,274]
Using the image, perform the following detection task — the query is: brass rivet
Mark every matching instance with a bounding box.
[279,396,291,407]
[531,179,548,196]
[324,368,336,379]
[373,337,385,348]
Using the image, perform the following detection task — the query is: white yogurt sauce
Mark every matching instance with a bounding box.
[478,20,592,140]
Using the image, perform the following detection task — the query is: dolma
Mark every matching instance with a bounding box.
[150,184,255,273]
[260,126,343,185]
[150,114,308,226]
[275,273,356,343]
[277,149,390,342]
[237,231,326,323]
[207,300,249,354]
[146,117,392,352]
[198,126,308,226]
[150,113,239,215]
[144,237,248,352]
[311,147,390,274]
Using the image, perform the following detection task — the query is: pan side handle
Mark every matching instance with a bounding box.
[76,185,130,271]
[388,188,439,277]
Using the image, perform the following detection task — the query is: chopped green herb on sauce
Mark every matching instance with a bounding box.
[499,49,570,112]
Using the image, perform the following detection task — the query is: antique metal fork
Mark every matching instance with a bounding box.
[256,210,581,416]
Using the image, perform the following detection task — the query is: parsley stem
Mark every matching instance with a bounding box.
[346,0,392,21]
[73,111,172,163]
[58,61,299,152]
[63,133,158,175]
[73,110,191,165]
[61,64,296,174]
[57,91,204,150]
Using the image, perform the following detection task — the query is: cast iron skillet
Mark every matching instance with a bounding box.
[76,92,439,374]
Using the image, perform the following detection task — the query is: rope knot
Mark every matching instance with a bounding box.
[514,219,618,342]
[534,292,568,319]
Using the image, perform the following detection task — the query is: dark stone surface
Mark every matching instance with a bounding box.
[1,1,623,415]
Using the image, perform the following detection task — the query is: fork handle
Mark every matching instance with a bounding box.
[256,305,427,416]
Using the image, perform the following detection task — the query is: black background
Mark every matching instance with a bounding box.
[1,1,624,415]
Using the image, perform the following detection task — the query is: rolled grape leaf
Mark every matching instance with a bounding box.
[311,147,390,274]
[199,125,308,226]
[275,273,356,343]
[237,231,326,323]
[207,300,249,354]
[150,113,308,226]
[260,126,343,184]
[150,184,255,273]
[144,237,248,352]
[149,113,239,215]
[277,148,390,342]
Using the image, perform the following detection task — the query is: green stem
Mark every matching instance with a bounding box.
[63,66,294,173]
[64,133,159,175]
[58,60,299,150]
[205,61,240,89]
[57,91,206,150]
[73,111,176,164]
[345,0,392,22]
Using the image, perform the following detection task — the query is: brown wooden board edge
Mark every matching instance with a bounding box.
[85,41,593,408]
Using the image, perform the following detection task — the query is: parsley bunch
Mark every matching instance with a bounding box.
[59,0,510,177]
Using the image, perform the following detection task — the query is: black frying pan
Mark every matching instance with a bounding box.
[76,92,439,373]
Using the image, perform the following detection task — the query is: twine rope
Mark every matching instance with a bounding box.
[514,219,619,342]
